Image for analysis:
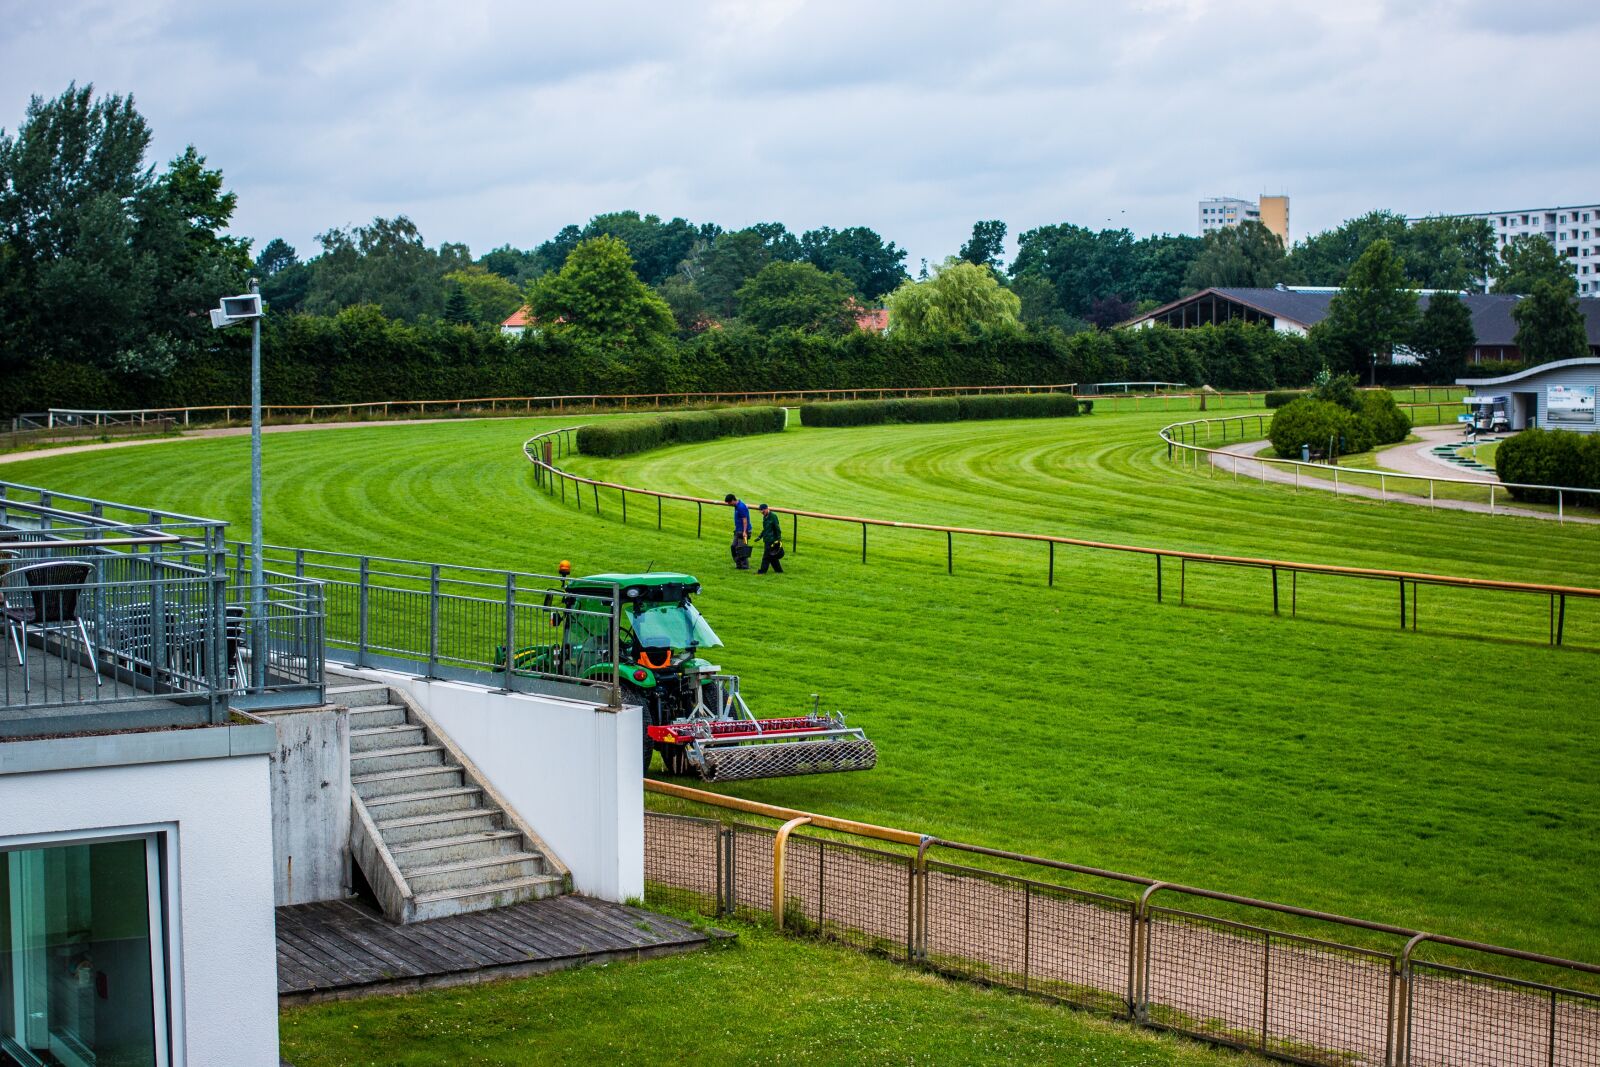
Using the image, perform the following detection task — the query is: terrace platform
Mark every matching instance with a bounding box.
[277,895,724,1003]
[0,641,209,737]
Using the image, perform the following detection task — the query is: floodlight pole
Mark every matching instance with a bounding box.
[249,278,265,692]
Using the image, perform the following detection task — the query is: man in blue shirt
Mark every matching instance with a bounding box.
[725,494,752,569]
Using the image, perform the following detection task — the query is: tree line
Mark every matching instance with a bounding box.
[1,84,1590,418]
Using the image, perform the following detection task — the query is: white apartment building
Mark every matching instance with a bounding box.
[1415,204,1600,297]
[1199,195,1289,244]
[1199,197,1259,234]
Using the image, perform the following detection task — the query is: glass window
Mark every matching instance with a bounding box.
[1,836,165,1066]
[626,602,722,650]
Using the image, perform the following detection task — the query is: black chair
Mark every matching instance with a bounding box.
[1,560,102,691]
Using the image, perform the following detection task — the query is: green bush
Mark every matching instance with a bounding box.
[1268,399,1363,459]
[1358,390,1412,447]
[803,393,1083,428]
[885,397,962,423]
[1496,429,1600,503]
[799,400,891,427]
[1078,399,1094,415]
[955,393,1081,420]
[576,406,785,458]
[1265,390,1307,409]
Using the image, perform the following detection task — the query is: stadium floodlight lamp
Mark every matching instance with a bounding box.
[208,293,263,329]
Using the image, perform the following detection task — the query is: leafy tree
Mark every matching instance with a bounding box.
[442,265,523,325]
[694,230,774,319]
[1129,233,1203,305]
[1492,235,1574,294]
[256,238,299,277]
[958,220,1006,270]
[303,216,467,321]
[798,226,908,300]
[656,275,710,336]
[884,259,1021,341]
[1512,277,1589,365]
[1400,215,1496,290]
[1311,239,1419,380]
[1086,296,1136,330]
[0,83,248,377]
[1286,210,1494,290]
[478,244,545,286]
[526,235,674,351]
[578,211,714,287]
[745,221,803,261]
[734,261,857,334]
[1011,224,1134,319]
[1182,221,1286,290]
[258,239,313,313]
[1409,294,1476,380]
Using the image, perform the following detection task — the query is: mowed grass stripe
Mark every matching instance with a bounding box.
[7,412,1597,963]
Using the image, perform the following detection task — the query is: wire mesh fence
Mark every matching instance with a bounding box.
[641,806,1600,1067]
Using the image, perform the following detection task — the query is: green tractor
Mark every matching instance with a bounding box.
[501,572,876,783]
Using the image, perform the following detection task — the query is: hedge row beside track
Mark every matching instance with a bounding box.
[575,406,787,457]
[800,393,1091,427]
[1495,429,1600,503]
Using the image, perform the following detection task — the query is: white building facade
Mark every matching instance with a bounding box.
[1198,197,1259,235]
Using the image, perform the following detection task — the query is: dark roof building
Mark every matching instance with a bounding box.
[1121,286,1600,365]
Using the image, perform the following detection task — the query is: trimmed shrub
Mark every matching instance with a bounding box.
[799,400,891,427]
[1359,390,1412,447]
[1265,390,1307,409]
[955,393,1081,420]
[885,397,962,423]
[1496,429,1600,503]
[803,393,1083,428]
[576,405,785,457]
[1078,399,1094,415]
[1268,399,1363,459]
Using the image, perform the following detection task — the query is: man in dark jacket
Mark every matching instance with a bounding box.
[756,504,784,574]
[726,493,752,569]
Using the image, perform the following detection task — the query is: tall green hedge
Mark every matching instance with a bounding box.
[575,406,786,458]
[800,393,1084,428]
[2,304,1459,421]
[1495,429,1600,503]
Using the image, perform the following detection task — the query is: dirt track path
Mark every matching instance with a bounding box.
[1204,440,1600,525]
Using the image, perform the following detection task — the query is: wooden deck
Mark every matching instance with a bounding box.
[277,896,722,1003]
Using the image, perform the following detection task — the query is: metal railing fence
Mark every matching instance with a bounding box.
[523,428,1600,648]
[1,480,325,726]
[240,542,623,704]
[1161,413,1600,522]
[642,783,1600,1067]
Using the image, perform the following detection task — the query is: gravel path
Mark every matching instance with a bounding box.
[1204,440,1600,525]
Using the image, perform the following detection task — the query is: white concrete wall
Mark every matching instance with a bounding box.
[0,753,280,1067]
[362,671,644,901]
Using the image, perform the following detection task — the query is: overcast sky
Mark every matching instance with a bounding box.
[3,0,1597,268]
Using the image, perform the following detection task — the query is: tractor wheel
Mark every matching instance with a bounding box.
[656,743,689,777]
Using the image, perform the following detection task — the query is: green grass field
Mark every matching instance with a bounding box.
[279,917,1268,1066]
[6,408,1598,965]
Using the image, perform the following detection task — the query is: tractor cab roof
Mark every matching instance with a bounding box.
[567,572,701,601]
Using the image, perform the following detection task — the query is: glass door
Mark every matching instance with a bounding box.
[1,836,166,1067]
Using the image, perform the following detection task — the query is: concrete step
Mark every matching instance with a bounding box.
[390,830,525,870]
[349,704,409,729]
[363,785,485,821]
[351,744,447,776]
[408,873,567,922]
[328,683,394,708]
[405,852,547,895]
[354,764,465,799]
[351,724,426,752]
[376,808,501,846]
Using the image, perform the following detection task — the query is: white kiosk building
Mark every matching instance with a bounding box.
[1457,357,1600,433]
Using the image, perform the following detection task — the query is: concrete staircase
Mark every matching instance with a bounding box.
[332,680,570,923]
